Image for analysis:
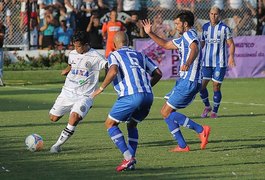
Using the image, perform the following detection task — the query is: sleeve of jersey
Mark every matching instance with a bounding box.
[145,56,158,75]
[225,26,233,40]
[102,23,107,33]
[98,54,108,70]
[184,31,199,46]
[68,52,73,65]
[201,25,206,41]
[108,52,119,68]
[172,37,182,48]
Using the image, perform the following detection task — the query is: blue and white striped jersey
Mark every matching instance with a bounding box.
[108,46,158,97]
[201,21,232,67]
[172,29,202,82]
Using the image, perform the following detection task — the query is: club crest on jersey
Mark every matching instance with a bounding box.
[80,105,86,112]
[85,61,92,69]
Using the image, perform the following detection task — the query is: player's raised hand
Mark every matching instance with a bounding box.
[141,19,152,34]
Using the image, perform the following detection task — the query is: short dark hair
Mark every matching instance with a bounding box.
[72,31,90,45]
[175,10,194,27]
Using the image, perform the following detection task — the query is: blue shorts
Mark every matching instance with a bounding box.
[167,79,201,109]
[202,66,227,83]
[109,93,153,123]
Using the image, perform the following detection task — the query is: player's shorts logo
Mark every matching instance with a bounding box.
[215,71,220,77]
[80,105,86,112]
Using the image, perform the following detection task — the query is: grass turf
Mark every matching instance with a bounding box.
[0,71,265,179]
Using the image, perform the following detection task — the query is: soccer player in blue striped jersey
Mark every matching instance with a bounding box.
[142,11,211,152]
[91,31,162,171]
[200,6,236,119]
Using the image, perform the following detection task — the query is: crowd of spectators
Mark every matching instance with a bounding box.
[0,0,264,51]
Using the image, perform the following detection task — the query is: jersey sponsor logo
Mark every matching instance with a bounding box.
[79,80,86,85]
[109,26,121,32]
[71,69,89,77]
[206,39,221,43]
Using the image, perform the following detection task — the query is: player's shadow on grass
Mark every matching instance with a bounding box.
[141,137,265,151]
[0,120,106,128]
[146,113,265,121]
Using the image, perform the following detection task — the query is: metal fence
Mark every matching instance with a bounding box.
[0,0,261,49]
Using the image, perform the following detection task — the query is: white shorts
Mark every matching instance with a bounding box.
[49,90,93,119]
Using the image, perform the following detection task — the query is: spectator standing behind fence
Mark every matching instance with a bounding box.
[125,12,145,46]
[54,16,74,50]
[64,0,80,31]
[86,14,103,49]
[0,21,6,86]
[176,0,195,12]
[40,10,57,50]
[22,18,39,50]
[257,0,265,35]
[122,0,141,14]
[98,0,123,16]
[38,0,57,49]
[102,8,125,58]
[78,0,98,31]
[234,8,255,36]
[152,13,173,39]
[200,6,235,119]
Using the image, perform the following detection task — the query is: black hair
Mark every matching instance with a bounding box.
[72,31,90,45]
[174,10,195,27]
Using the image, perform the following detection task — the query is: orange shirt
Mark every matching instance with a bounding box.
[102,21,125,57]
[102,21,124,43]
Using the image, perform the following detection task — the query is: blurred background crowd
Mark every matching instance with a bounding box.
[0,0,265,51]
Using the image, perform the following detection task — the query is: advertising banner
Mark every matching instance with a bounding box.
[135,36,265,79]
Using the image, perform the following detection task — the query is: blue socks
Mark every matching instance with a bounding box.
[108,126,128,154]
[213,90,222,113]
[127,127,138,157]
[165,116,187,148]
[166,112,203,134]
[200,88,210,107]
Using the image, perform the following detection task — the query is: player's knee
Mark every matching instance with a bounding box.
[213,83,221,91]
[105,118,118,129]
[160,108,169,119]
[49,114,60,122]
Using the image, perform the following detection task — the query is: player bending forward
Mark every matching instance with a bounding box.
[49,31,107,153]
[91,31,162,171]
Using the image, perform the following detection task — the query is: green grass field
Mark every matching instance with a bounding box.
[1,71,265,179]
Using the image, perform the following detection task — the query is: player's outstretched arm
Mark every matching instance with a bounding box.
[90,65,118,99]
[141,19,177,50]
[150,68,162,87]
[61,65,71,76]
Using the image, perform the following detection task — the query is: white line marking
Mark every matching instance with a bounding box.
[4,86,265,107]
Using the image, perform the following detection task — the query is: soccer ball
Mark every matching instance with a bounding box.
[25,134,44,152]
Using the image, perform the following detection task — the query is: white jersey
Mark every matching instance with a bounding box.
[63,48,107,96]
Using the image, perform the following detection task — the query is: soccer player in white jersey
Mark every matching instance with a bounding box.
[49,31,107,153]
[91,31,162,172]
[142,10,211,152]
[200,6,235,119]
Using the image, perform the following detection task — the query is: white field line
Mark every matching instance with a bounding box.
[5,86,265,107]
